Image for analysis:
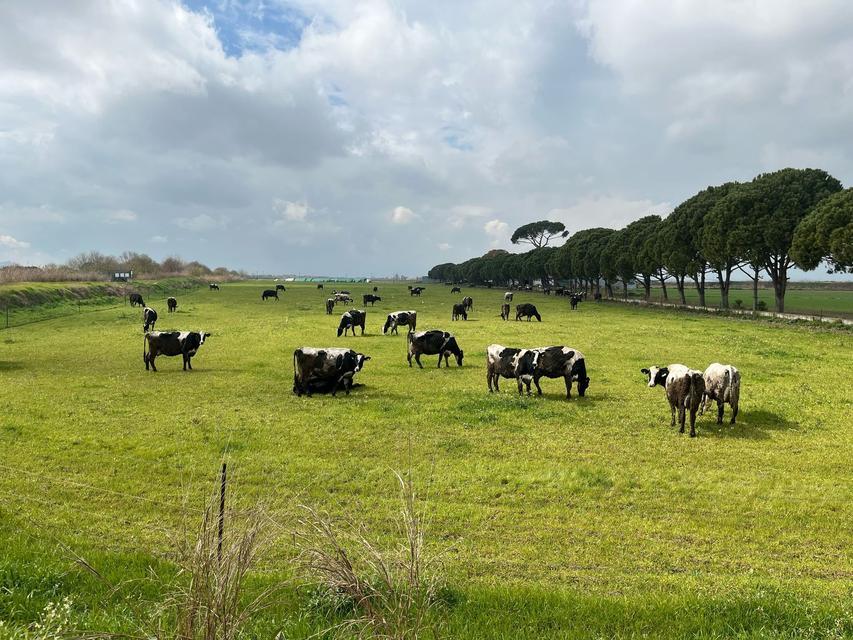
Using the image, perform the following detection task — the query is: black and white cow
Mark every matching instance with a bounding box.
[451,303,467,321]
[209,283,220,291]
[293,347,370,397]
[515,303,541,321]
[276,284,286,292]
[325,298,336,315]
[142,306,158,332]
[486,344,522,392]
[570,295,582,310]
[383,311,417,335]
[504,292,513,302]
[363,294,381,306]
[450,286,461,294]
[462,296,473,311]
[334,293,353,304]
[410,286,425,296]
[337,309,366,337]
[700,363,741,425]
[262,289,279,301]
[167,297,177,313]
[129,292,145,307]
[500,303,510,321]
[407,330,463,368]
[144,331,211,371]
[513,346,589,399]
[641,364,705,437]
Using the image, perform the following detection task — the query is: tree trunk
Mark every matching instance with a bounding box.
[659,274,668,301]
[605,280,614,298]
[696,270,706,307]
[765,257,789,313]
[676,275,686,305]
[716,268,731,309]
[752,269,759,311]
[642,275,651,300]
[622,280,628,299]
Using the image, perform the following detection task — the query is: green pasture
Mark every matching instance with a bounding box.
[0,281,851,638]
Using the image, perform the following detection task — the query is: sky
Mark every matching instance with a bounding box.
[1,0,853,278]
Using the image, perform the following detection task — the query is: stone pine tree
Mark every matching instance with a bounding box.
[791,188,853,274]
[510,221,569,248]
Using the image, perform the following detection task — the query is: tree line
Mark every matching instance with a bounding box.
[429,168,853,312]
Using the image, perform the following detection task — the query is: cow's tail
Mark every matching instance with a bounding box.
[292,349,301,394]
[687,372,703,409]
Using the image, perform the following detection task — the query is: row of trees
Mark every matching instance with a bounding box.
[65,251,240,278]
[429,168,853,312]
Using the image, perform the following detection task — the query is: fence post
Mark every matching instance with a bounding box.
[217,462,227,564]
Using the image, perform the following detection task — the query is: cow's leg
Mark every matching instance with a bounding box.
[517,378,525,395]
[149,355,157,372]
[730,400,738,425]
[678,405,686,433]
[415,353,423,369]
[407,352,413,367]
[699,393,707,415]
[487,369,494,392]
[689,408,698,437]
[716,400,724,425]
[564,375,572,399]
[669,400,676,427]
[533,375,543,395]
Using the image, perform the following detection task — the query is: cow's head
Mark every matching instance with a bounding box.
[641,366,667,388]
[355,353,371,372]
[199,331,211,345]
[572,358,590,396]
[454,349,464,366]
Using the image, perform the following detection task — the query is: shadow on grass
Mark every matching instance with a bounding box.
[699,409,799,440]
[0,360,24,371]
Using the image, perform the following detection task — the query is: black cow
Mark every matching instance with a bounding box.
[317,283,324,289]
[570,295,582,310]
[325,298,336,314]
[383,310,417,335]
[293,347,370,397]
[450,286,461,293]
[363,294,381,306]
[486,344,522,392]
[373,286,379,292]
[167,297,177,313]
[513,346,589,399]
[276,284,286,292]
[500,303,510,321]
[407,330,463,368]
[209,283,220,291]
[337,309,366,337]
[515,303,541,321]
[262,289,279,301]
[462,296,473,311]
[129,293,145,307]
[143,331,211,371]
[451,303,467,321]
[143,307,158,332]
[410,286,425,296]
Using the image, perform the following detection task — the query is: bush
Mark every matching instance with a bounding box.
[733,299,744,309]
[757,300,768,311]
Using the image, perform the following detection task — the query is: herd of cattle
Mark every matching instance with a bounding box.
[128,282,742,436]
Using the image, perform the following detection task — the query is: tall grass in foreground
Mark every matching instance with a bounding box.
[296,471,445,640]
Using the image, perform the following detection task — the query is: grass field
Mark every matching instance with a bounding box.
[1,281,851,638]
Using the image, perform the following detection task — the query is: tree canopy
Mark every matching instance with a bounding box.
[791,188,853,273]
[510,220,568,248]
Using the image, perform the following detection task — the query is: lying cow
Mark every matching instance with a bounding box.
[144,331,211,371]
[513,346,589,399]
[407,330,463,368]
[363,294,381,306]
[293,347,370,396]
[325,298,336,315]
[486,344,522,392]
[337,309,366,337]
[700,363,741,424]
[462,296,473,311]
[383,310,417,335]
[262,289,279,301]
[500,303,510,321]
[516,303,541,321]
[167,297,177,313]
[209,283,220,291]
[641,364,705,437]
[504,292,513,302]
[129,293,145,307]
[450,286,461,294]
[276,284,286,292]
[143,307,158,332]
[334,293,353,304]
[451,303,467,321]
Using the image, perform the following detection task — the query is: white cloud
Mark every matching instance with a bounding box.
[150,235,168,243]
[273,199,309,222]
[106,209,137,223]
[174,214,226,231]
[0,234,30,249]
[483,219,509,246]
[390,206,417,224]
[548,196,673,233]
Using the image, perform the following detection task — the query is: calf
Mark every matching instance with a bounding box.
[363,294,381,306]
[167,297,177,313]
[570,295,582,310]
[515,303,541,321]
[486,344,522,392]
[500,303,510,321]
[450,286,461,294]
[129,293,145,307]
[700,363,741,424]
[209,283,219,291]
[641,365,705,437]
[337,309,366,337]
[513,346,589,399]
[451,303,467,321]
[144,330,211,372]
[325,298,336,314]
[504,292,513,302]
[383,311,417,335]
[462,296,473,311]
[407,330,464,368]
[293,347,370,397]
[262,289,279,301]
[142,306,158,332]
[276,284,286,292]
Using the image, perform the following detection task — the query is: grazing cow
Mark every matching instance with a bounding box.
[317,283,324,289]
[407,285,413,291]
[142,307,158,332]
[293,347,370,397]
[513,346,589,399]
[382,311,417,335]
[462,296,473,311]
[363,294,381,306]
[515,303,542,321]
[209,283,219,291]
[129,293,145,307]
[262,289,279,301]
[570,295,582,310]
[641,364,705,437]
[500,303,510,321]
[276,284,286,292]
[167,297,177,313]
[143,330,211,372]
[407,330,464,368]
[373,286,379,292]
[334,293,353,304]
[451,303,467,321]
[486,344,522,392]
[450,286,461,294]
[504,292,513,302]
[325,298,336,315]
[337,309,366,337]
[410,286,425,296]
[700,363,741,424]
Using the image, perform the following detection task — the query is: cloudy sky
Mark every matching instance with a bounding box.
[2,0,852,277]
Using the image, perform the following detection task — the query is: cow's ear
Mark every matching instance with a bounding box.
[640,368,650,375]
[566,350,575,360]
[363,356,371,361]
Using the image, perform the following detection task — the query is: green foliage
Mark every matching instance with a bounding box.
[791,188,853,273]
[510,220,568,248]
